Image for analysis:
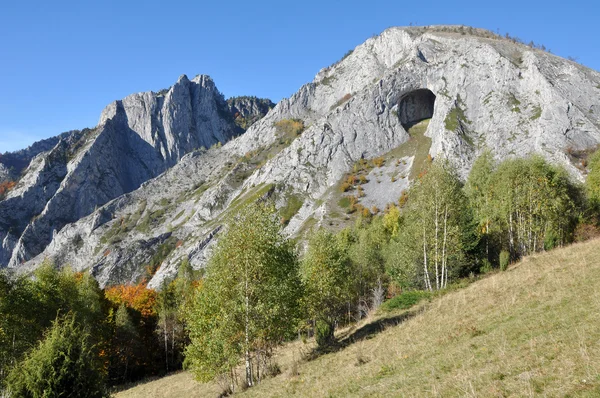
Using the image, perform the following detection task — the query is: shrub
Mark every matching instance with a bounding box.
[544,230,560,251]
[0,180,16,199]
[499,250,510,271]
[330,93,353,110]
[6,313,108,398]
[480,259,493,274]
[315,319,335,348]
[381,291,431,312]
[357,186,365,197]
[274,119,305,137]
[373,157,385,168]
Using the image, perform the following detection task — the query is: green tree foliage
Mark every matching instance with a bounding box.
[185,203,302,390]
[155,280,188,373]
[390,161,467,291]
[109,304,142,383]
[586,150,600,207]
[488,156,581,257]
[5,313,108,398]
[301,229,354,347]
[0,263,107,389]
[0,272,39,385]
[341,218,388,317]
[465,149,497,261]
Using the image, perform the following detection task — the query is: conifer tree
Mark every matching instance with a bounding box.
[6,313,108,398]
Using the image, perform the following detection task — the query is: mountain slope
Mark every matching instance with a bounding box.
[4,25,600,287]
[116,237,600,397]
[0,75,267,269]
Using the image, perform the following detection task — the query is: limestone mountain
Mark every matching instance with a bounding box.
[0,74,267,268]
[2,25,600,288]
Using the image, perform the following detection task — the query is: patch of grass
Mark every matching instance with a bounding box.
[530,105,542,120]
[218,184,276,226]
[135,207,168,234]
[482,91,494,105]
[380,291,431,312]
[145,235,178,277]
[173,210,185,221]
[279,194,304,225]
[159,198,170,207]
[385,119,432,180]
[444,95,470,131]
[338,197,351,209]
[508,93,522,113]
[319,75,336,87]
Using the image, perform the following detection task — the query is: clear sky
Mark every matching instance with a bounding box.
[1,0,598,152]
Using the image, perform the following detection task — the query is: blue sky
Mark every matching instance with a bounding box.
[1,0,598,152]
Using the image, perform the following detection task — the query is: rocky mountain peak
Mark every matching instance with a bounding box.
[0,73,270,270]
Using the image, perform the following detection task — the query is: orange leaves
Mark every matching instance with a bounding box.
[0,180,16,197]
[105,283,158,318]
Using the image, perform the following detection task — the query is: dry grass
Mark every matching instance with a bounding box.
[116,239,600,397]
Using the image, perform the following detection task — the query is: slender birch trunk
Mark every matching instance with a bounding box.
[434,200,440,291]
[245,259,253,387]
[163,315,169,372]
[423,224,431,291]
[442,205,448,289]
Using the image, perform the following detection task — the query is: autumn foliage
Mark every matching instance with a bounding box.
[104,283,157,317]
[0,180,16,197]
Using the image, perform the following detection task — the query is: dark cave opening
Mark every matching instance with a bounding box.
[398,89,436,129]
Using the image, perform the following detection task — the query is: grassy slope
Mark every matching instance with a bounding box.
[116,239,600,397]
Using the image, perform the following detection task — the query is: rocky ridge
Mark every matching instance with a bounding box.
[0,75,268,269]
[3,25,600,288]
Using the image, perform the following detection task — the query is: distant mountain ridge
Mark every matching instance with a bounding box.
[2,25,600,288]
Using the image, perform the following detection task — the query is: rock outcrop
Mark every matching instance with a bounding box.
[3,25,600,288]
[0,75,248,268]
[227,96,275,130]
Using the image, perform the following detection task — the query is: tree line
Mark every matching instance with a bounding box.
[1,150,599,396]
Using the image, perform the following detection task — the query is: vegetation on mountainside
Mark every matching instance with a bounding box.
[117,237,600,397]
[3,148,600,396]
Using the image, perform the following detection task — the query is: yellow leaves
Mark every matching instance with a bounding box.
[274,119,305,137]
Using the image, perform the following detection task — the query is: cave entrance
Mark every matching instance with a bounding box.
[398,89,436,129]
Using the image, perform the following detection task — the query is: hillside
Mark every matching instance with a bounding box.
[116,238,600,397]
[2,25,600,288]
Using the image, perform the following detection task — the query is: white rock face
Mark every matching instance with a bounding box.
[4,26,600,288]
[0,75,243,269]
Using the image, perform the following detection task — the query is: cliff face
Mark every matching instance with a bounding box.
[227,96,275,130]
[0,75,249,268]
[4,26,600,288]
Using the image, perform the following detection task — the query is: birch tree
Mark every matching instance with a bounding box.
[301,229,354,347]
[396,161,466,290]
[185,203,302,390]
[489,156,581,257]
[465,150,497,262]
